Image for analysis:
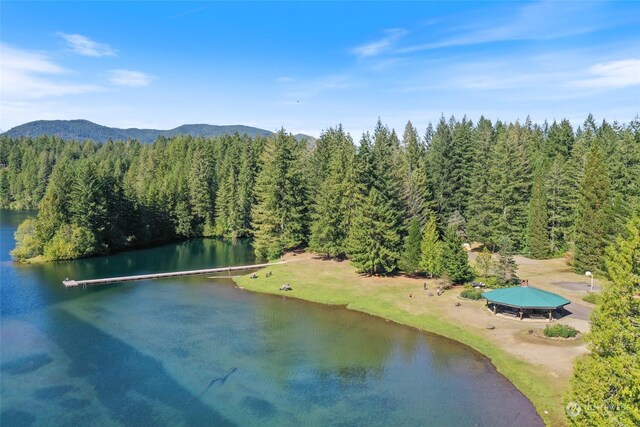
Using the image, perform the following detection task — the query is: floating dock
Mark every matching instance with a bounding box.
[62,261,282,288]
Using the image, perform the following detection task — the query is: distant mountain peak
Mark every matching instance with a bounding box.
[2,119,316,144]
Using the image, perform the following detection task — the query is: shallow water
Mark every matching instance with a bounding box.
[0,210,542,426]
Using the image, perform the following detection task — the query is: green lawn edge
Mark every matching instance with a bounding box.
[234,261,568,427]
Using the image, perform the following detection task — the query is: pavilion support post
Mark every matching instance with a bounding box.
[493,305,497,315]
[519,309,524,320]
[549,309,553,321]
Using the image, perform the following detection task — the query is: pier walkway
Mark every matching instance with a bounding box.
[62,261,282,288]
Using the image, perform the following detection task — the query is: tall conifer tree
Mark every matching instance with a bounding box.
[573,146,614,274]
[441,225,473,284]
[420,213,442,278]
[401,121,433,226]
[527,164,550,258]
[347,188,402,274]
[252,130,308,259]
[309,127,356,258]
[567,216,640,426]
[399,217,423,275]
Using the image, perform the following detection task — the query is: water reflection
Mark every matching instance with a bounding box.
[1,210,543,426]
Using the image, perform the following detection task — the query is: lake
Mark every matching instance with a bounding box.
[0,210,542,426]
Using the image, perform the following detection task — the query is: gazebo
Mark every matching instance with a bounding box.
[482,284,571,321]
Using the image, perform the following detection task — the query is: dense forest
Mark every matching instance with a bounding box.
[2,114,639,279]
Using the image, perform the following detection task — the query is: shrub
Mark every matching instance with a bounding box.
[43,224,97,261]
[10,218,43,261]
[460,288,483,300]
[543,323,578,338]
[582,293,602,305]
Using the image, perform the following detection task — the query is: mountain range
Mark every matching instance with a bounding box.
[1,120,316,144]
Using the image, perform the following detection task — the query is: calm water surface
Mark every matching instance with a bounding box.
[0,209,543,426]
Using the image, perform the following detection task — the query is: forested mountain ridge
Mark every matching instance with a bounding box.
[1,119,316,144]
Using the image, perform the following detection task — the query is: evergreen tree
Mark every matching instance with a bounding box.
[467,116,495,244]
[573,146,614,274]
[493,236,519,286]
[483,122,532,249]
[449,116,475,215]
[441,225,473,284]
[35,160,74,245]
[236,136,257,236]
[347,188,402,275]
[309,127,356,258]
[545,119,574,160]
[527,164,550,258]
[69,160,107,250]
[399,218,423,275]
[427,116,455,225]
[401,121,433,226]
[214,144,241,238]
[188,147,215,236]
[252,130,309,260]
[420,213,442,278]
[546,155,574,254]
[566,216,640,426]
[604,126,640,232]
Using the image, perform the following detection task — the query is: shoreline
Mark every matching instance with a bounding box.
[233,252,585,427]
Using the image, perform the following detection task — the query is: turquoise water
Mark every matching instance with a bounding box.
[0,210,542,426]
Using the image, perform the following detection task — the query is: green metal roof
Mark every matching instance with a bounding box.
[482,286,571,309]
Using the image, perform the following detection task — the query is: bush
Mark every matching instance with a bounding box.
[582,293,602,305]
[10,218,43,261]
[543,323,578,338]
[460,288,483,300]
[43,224,97,261]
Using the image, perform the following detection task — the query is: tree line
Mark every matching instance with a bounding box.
[3,114,639,278]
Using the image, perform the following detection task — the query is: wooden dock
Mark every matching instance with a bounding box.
[62,261,282,288]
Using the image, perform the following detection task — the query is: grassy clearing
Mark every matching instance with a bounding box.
[235,253,573,426]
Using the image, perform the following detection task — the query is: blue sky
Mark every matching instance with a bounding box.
[1,1,639,137]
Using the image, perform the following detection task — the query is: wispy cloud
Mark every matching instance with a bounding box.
[351,28,407,58]
[572,59,640,89]
[398,2,605,53]
[0,44,102,99]
[277,76,294,83]
[108,69,154,87]
[58,33,116,57]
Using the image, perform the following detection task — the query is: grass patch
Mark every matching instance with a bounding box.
[235,254,571,426]
[544,324,579,338]
[582,293,601,305]
[460,288,483,300]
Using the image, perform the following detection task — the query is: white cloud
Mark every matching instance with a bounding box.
[351,28,407,58]
[572,59,640,89]
[58,33,116,57]
[1,44,67,74]
[277,76,293,83]
[0,43,102,100]
[398,2,604,53]
[108,69,154,87]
